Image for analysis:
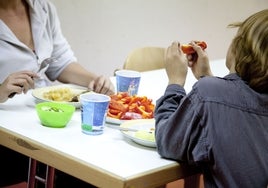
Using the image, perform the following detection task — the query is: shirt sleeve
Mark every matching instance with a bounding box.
[154,84,209,165]
[44,1,77,81]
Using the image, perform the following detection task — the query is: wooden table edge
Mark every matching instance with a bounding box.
[0,127,199,188]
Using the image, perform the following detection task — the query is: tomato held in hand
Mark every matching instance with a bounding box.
[181,41,207,55]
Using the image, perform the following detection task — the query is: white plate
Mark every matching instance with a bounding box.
[120,119,156,148]
[32,84,89,108]
[106,117,126,125]
[106,116,154,125]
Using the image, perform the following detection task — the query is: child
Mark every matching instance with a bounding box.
[155,9,268,187]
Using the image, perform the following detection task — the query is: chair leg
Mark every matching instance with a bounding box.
[27,158,37,188]
[27,158,55,188]
[46,166,55,188]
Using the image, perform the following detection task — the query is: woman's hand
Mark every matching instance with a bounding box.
[57,63,115,95]
[0,71,38,103]
[165,41,188,86]
[88,75,115,95]
[187,41,212,79]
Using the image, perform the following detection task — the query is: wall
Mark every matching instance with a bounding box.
[50,0,268,77]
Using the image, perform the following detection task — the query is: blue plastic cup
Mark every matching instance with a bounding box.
[80,93,111,135]
[115,70,141,96]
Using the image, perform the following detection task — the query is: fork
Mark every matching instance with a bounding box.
[8,57,56,98]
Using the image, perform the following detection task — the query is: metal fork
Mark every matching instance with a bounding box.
[8,57,56,98]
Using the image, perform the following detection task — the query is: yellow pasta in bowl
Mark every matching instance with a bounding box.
[43,88,74,102]
[32,84,90,108]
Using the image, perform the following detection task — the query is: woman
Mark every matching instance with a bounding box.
[0,0,113,186]
[155,9,268,187]
[0,0,114,103]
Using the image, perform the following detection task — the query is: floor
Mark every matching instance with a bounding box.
[166,174,204,188]
[2,182,27,188]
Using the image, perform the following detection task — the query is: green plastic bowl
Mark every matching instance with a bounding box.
[36,102,75,128]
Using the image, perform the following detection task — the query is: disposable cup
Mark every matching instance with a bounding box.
[80,93,110,135]
[115,70,141,95]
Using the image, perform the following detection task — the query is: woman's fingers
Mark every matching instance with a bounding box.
[88,75,115,95]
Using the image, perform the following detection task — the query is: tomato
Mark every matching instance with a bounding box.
[136,106,154,119]
[109,109,121,115]
[107,92,155,120]
[109,100,128,112]
[181,41,207,55]
[107,111,122,119]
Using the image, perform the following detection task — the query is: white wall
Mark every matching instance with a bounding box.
[50,0,268,77]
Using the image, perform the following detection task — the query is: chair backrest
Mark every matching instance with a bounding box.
[123,47,166,72]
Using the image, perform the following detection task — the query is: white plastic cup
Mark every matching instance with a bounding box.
[115,70,141,95]
[80,93,110,135]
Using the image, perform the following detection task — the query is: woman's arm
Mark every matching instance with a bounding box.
[57,63,115,95]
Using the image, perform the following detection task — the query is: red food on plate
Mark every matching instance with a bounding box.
[121,112,142,120]
[107,92,155,120]
[181,41,207,55]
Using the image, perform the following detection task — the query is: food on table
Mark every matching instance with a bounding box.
[107,92,155,120]
[41,106,64,112]
[135,130,155,142]
[36,102,75,128]
[181,41,207,55]
[43,88,75,102]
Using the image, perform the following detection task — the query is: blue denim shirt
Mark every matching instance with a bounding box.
[155,73,268,188]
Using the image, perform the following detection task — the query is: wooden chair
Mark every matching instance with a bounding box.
[123,46,166,72]
[2,158,55,188]
[27,158,55,188]
[120,46,203,188]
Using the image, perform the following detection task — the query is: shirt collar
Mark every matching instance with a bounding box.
[224,73,240,80]
[25,0,34,9]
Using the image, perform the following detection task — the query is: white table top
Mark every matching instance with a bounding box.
[0,59,228,188]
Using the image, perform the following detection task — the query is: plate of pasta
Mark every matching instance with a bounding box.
[32,84,90,108]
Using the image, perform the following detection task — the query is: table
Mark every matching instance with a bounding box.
[0,59,228,188]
